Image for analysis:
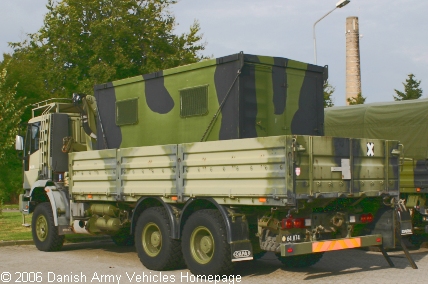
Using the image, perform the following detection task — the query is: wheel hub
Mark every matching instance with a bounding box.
[200,236,213,254]
[190,226,215,264]
[142,222,162,257]
[150,231,161,248]
[36,215,48,241]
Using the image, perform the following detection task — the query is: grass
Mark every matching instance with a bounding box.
[3,204,19,210]
[0,212,111,243]
[0,212,32,241]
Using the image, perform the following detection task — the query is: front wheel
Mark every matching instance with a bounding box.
[135,207,183,270]
[182,209,235,276]
[31,203,64,251]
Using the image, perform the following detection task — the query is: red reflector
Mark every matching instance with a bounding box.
[366,213,374,223]
[376,238,381,243]
[287,248,293,253]
[281,218,293,229]
[416,188,421,192]
[293,218,305,228]
[360,214,367,223]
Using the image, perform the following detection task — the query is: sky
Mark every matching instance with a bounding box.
[1,0,427,106]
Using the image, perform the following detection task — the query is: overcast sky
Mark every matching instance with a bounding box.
[1,0,427,106]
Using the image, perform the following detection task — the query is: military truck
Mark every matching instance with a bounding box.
[17,53,404,276]
[325,99,428,242]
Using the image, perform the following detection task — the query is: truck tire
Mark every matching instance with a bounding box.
[135,207,183,270]
[276,252,324,268]
[182,209,235,276]
[31,202,65,251]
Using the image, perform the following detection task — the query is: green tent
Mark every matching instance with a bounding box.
[324,99,428,159]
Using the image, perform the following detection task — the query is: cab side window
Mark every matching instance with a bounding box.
[25,122,41,156]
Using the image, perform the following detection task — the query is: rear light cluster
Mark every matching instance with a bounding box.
[349,213,374,223]
[281,218,309,229]
[360,213,374,223]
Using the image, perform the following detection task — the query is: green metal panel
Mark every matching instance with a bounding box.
[293,136,398,198]
[70,149,117,201]
[118,145,178,199]
[400,159,416,192]
[179,136,287,200]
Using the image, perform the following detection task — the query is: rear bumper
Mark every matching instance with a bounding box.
[280,234,383,257]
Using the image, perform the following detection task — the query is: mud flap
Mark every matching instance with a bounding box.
[366,207,395,249]
[397,210,413,236]
[396,210,418,269]
[230,240,253,262]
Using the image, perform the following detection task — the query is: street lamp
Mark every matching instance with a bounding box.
[313,0,350,65]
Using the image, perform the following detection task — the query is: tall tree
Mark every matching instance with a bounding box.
[11,0,206,97]
[0,65,24,161]
[323,80,335,108]
[393,73,423,101]
[2,0,206,202]
[347,93,366,105]
[0,64,25,202]
[0,52,49,123]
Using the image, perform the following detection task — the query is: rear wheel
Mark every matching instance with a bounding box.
[276,252,324,268]
[32,203,64,251]
[135,207,183,270]
[182,209,234,276]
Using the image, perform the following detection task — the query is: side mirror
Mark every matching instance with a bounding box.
[15,135,24,151]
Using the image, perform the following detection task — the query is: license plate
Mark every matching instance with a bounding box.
[283,234,301,242]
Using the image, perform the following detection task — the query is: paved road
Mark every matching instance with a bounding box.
[0,240,427,284]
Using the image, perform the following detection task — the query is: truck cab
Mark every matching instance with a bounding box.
[17,97,96,212]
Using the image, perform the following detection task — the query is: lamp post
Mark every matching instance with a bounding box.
[313,0,350,65]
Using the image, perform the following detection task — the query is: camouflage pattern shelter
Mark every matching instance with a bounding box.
[93,52,326,150]
[324,99,428,159]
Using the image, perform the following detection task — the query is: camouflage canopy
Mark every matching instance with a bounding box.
[93,52,326,149]
[324,98,428,159]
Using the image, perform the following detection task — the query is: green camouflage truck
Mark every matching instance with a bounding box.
[17,53,403,276]
[325,99,428,241]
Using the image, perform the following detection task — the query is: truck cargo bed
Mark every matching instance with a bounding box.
[70,135,399,205]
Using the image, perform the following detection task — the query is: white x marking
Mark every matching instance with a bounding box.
[367,142,374,156]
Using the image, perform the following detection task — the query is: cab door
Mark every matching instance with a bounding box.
[23,121,41,189]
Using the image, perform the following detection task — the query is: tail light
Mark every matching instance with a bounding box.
[281,218,307,229]
[282,218,293,229]
[360,213,374,223]
[293,218,305,228]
